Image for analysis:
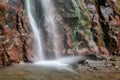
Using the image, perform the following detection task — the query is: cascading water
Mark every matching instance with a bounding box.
[41,0,61,59]
[26,0,61,61]
[25,0,84,73]
[26,0,45,61]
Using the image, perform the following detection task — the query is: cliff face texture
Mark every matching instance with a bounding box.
[0,0,32,66]
[54,0,120,56]
[96,0,120,55]
[0,0,120,66]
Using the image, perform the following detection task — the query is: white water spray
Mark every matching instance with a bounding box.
[41,0,61,59]
[26,0,45,61]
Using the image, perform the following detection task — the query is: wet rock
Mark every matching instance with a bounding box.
[84,53,99,60]
[84,53,107,61]
[96,0,120,55]
[110,57,117,61]
[59,56,86,68]
[0,0,120,66]
[85,59,106,70]
[99,47,109,55]
[0,0,33,65]
[77,48,90,55]
[54,0,120,56]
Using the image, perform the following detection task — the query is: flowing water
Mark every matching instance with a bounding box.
[0,56,86,80]
[26,0,45,61]
[41,0,61,59]
[26,0,61,61]
[0,64,80,80]
[26,0,74,75]
[1,1,120,80]
[21,1,85,80]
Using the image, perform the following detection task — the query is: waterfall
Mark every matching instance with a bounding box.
[26,0,61,61]
[26,0,45,61]
[41,0,61,59]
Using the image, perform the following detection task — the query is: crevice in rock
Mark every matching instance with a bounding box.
[22,40,29,62]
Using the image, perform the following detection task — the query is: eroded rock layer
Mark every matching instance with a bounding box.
[0,0,32,66]
[54,0,120,56]
[0,0,120,66]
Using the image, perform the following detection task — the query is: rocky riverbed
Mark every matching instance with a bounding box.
[76,56,120,80]
[0,55,120,80]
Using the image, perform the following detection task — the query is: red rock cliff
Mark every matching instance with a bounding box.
[0,0,33,66]
[0,0,120,66]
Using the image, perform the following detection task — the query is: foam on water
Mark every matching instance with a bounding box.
[34,56,84,73]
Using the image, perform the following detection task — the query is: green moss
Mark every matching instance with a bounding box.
[118,0,120,11]
[70,0,92,52]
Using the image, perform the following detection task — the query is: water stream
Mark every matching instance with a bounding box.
[26,0,45,61]
[0,64,79,80]
[0,1,120,80]
[26,0,61,62]
[26,0,79,76]
[41,0,61,59]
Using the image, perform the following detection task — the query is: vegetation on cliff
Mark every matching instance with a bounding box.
[0,0,120,65]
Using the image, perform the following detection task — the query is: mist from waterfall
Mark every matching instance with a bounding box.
[26,0,45,61]
[26,0,61,61]
[41,0,61,59]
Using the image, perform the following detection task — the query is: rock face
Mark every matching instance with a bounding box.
[96,0,120,55]
[54,0,120,56]
[0,0,32,66]
[54,0,106,55]
[0,0,120,66]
